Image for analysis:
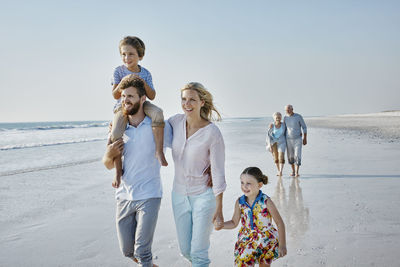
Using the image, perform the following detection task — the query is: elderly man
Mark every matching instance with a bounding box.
[284,104,307,177]
[103,75,171,267]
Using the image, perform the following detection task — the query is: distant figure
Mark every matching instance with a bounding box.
[221,167,287,266]
[168,82,226,266]
[266,112,287,176]
[109,36,167,189]
[103,76,171,267]
[284,105,307,177]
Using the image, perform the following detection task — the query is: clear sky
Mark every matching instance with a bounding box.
[1,0,399,122]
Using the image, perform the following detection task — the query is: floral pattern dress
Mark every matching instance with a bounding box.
[234,190,279,266]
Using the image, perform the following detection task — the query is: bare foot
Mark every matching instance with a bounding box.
[156,151,168,166]
[112,175,121,188]
[276,172,280,176]
[295,173,300,178]
[290,173,295,177]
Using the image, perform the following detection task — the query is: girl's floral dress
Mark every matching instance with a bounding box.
[234,190,279,266]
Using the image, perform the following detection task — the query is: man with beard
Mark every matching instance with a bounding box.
[103,75,171,267]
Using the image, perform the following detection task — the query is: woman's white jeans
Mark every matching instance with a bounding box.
[172,188,216,267]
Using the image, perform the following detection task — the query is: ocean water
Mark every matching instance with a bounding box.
[0,118,273,178]
[0,121,109,176]
[2,117,399,179]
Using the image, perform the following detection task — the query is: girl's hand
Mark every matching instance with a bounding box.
[279,245,287,258]
[212,211,224,231]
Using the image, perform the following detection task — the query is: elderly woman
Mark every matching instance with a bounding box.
[266,112,287,176]
[168,82,226,267]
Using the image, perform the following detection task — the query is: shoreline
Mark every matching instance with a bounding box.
[306,111,400,140]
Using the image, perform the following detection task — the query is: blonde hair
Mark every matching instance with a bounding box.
[242,167,268,185]
[181,82,221,121]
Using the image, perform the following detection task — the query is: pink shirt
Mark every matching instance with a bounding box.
[168,114,227,196]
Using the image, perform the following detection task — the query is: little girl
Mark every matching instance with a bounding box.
[222,167,287,267]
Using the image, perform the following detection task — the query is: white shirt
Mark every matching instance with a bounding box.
[168,114,227,196]
[116,116,172,201]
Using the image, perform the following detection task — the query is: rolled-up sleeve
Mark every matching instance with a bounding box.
[299,115,307,134]
[209,134,227,196]
[164,120,173,148]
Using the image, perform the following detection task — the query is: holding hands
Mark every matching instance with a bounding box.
[213,210,224,230]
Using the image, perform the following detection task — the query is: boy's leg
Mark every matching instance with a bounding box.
[111,110,127,187]
[143,101,168,166]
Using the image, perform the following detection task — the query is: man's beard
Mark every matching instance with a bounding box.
[122,101,141,116]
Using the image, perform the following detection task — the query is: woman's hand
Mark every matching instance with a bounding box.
[212,210,224,231]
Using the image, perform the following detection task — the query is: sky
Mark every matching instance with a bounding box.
[0,0,399,122]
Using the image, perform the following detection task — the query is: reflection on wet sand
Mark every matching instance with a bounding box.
[272,177,310,242]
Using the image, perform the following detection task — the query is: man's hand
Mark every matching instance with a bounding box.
[303,138,307,146]
[107,138,124,158]
[103,139,124,169]
[205,166,213,187]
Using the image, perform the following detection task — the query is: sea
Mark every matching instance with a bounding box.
[0,121,110,177]
[0,118,272,178]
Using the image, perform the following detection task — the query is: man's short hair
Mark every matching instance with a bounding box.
[118,74,146,97]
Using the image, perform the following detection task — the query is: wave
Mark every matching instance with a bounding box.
[0,158,102,177]
[0,137,107,151]
[0,121,108,132]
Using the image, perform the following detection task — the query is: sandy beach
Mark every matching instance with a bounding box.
[1,112,400,267]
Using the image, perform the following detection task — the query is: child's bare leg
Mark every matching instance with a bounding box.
[153,126,168,166]
[259,263,271,267]
[110,110,127,188]
[143,101,168,166]
[112,156,123,188]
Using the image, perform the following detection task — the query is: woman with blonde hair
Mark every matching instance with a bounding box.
[266,112,287,176]
[168,82,226,266]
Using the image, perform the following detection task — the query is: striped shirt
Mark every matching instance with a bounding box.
[112,65,154,111]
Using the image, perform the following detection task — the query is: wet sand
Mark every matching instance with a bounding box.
[306,111,400,140]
